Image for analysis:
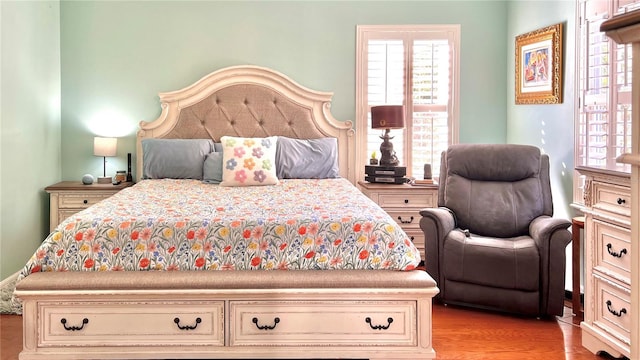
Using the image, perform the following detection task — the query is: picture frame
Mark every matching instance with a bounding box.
[515,23,563,104]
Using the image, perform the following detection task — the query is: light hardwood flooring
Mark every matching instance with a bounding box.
[0,303,622,360]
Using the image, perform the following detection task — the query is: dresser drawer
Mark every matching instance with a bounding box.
[378,192,435,208]
[58,193,112,209]
[38,301,224,347]
[229,300,416,346]
[593,219,631,283]
[592,181,631,219]
[593,277,631,345]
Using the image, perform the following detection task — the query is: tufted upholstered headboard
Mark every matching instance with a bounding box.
[136,65,356,183]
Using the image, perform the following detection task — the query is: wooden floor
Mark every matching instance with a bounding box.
[0,303,621,360]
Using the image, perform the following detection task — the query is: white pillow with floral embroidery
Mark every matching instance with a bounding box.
[220,136,279,186]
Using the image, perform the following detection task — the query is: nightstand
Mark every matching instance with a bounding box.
[358,181,438,258]
[45,181,135,231]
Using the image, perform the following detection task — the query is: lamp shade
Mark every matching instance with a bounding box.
[93,137,117,157]
[371,105,405,130]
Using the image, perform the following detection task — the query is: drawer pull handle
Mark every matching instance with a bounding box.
[174,317,201,330]
[606,243,628,258]
[397,216,414,224]
[83,199,88,204]
[404,199,409,204]
[617,198,626,205]
[61,318,89,331]
[606,300,627,317]
[365,317,393,330]
[252,317,280,330]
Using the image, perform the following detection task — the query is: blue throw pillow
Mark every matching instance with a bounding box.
[142,139,214,179]
[275,137,339,179]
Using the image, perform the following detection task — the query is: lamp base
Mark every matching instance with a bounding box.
[379,129,400,167]
[97,176,112,184]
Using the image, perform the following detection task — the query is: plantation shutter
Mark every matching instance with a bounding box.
[363,29,456,179]
[576,0,638,171]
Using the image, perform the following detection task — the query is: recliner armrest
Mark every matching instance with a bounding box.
[529,215,572,315]
[419,207,456,232]
[529,216,571,246]
[419,207,456,287]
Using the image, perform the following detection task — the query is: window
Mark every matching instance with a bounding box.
[574,0,640,203]
[356,25,460,181]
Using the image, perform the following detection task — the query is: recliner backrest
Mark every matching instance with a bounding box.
[438,144,553,238]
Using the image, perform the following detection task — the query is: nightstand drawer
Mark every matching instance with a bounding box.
[387,209,421,229]
[229,300,416,346]
[405,229,425,256]
[58,210,82,224]
[378,193,435,208]
[58,193,111,208]
[593,219,631,283]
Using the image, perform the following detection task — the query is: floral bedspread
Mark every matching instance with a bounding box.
[17,179,419,281]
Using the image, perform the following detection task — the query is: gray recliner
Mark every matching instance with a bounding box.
[419,144,571,316]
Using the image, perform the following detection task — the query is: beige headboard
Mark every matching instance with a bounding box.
[136,65,356,183]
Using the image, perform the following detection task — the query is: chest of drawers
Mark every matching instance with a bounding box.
[577,168,632,358]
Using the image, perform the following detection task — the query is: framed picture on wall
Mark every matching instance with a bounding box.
[515,23,563,104]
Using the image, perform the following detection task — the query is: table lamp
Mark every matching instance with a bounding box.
[94,137,117,184]
[371,105,404,167]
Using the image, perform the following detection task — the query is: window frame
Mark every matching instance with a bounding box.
[355,24,461,183]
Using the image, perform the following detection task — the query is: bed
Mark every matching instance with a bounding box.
[13,65,439,360]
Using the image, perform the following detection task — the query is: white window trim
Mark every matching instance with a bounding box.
[355,24,461,183]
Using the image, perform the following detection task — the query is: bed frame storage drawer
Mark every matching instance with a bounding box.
[229,300,417,346]
[37,301,224,347]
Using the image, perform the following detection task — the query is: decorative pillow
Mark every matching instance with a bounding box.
[203,152,224,184]
[142,139,214,179]
[219,136,279,186]
[276,137,339,179]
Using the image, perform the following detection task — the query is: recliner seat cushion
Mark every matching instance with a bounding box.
[443,231,540,292]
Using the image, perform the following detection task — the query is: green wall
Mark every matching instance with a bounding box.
[506,0,576,222]
[0,0,61,278]
[59,0,509,182]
